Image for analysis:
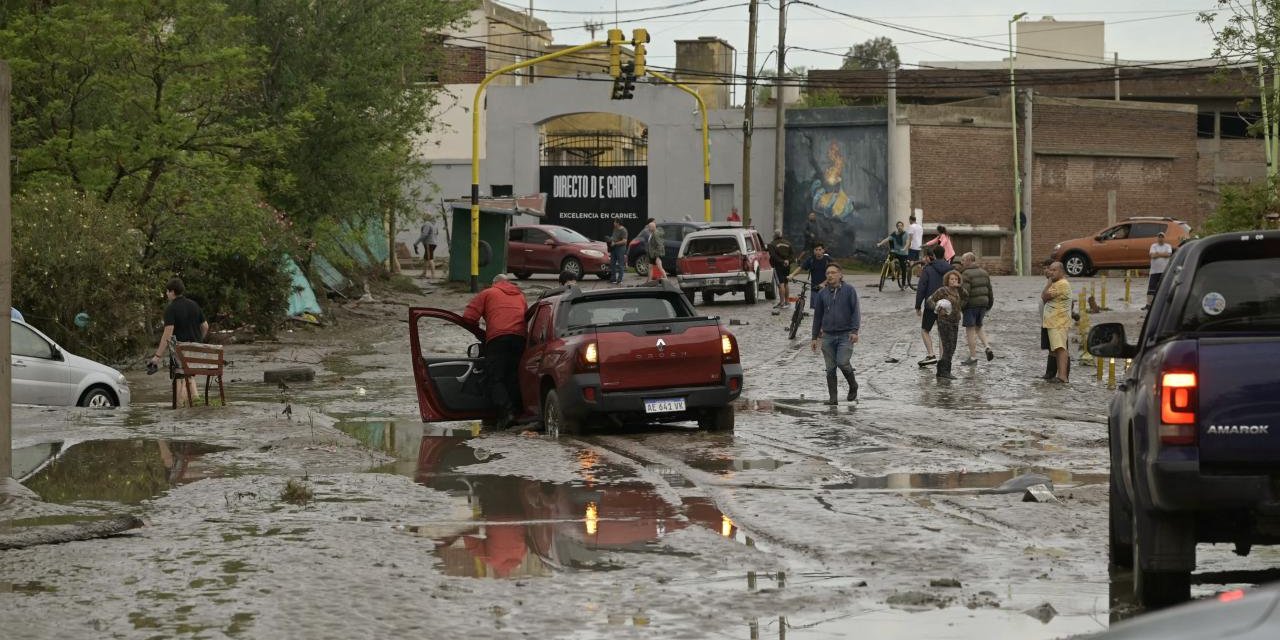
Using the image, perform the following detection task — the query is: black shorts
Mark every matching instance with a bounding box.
[770,260,788,275]
[921,308,938,332]
[425,243,436,259]
[1147,272,1163,296]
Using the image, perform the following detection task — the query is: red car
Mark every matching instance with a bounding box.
[676,226,777,305]
[507,224,611,281]
[409,281,742,435]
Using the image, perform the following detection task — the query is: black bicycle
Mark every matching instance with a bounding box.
[787,279,812,340]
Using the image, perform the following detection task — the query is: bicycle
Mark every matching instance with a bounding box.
[786,278,812,340]
[877,250,911,292]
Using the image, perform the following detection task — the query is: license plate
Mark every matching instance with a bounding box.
[644,398,686,414]
[705,278,722,285]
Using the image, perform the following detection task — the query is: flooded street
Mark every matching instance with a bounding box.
[4,274,1276,638]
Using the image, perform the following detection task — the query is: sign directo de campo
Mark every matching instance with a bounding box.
[540,166,648,242]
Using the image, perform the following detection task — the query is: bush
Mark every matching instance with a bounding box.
[1202,180,1279,235]
[12,186,155,362]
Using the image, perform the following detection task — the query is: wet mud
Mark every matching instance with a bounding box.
[1,275,1272,638]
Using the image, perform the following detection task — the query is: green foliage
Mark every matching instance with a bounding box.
[841,37,901,71]
[280,478,314,506]
[1,0,468,356]
[11,185,153,361]
[1202,180,1279,235]
[801,89,847,108]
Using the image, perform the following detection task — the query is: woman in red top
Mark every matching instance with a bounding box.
[923,225,955,262]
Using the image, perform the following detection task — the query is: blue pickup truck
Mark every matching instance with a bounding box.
[1088,230,1280,610]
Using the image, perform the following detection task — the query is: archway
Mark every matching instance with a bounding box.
[537,112,649,242]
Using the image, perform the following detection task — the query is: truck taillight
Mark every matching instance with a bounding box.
[1159,371,1197,445]
[721,333,739,364]
[576,341,599,372]
[742,256,751,273]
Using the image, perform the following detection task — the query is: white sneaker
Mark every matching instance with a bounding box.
[917,354,938,366]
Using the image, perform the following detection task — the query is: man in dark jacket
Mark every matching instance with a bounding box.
[463,274,529,427]
[959,252,996,365]
[810,263,860,404]
[913,247,954,367]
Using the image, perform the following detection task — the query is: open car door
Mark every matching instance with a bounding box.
[409,308,497,423]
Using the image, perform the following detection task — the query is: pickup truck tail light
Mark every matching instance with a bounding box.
[576,340,599,373]
[1159,371,1197,445]
[721,333,740,364]
[741,256,751,273]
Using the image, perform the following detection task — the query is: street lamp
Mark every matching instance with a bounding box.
[1009,12,1027,276]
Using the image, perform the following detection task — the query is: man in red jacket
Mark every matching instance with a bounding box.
[463,274,529,427]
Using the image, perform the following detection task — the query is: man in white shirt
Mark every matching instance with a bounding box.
[1145,232,1174,310]
[907,214,924,261]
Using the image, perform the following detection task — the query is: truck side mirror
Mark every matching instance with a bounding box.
[544,239,556,246]
[1087,323,1138,359]
[467,343,483,358]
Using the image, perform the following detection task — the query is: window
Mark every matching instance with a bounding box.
[1220,112,1263,139]
[548,227,590,244]
[684,236,741,257]
[1197,112,1216,139]
[1103,224,1132,240]
[566,296,686,329]
[1178,241,1280,332]
[528,306,552,345]
[1129,223,1166,239]
[980,236,1002,257]
[662,224,685,241]
[11,322,55,359]
[508,228,525,243]
[525,229,550,245]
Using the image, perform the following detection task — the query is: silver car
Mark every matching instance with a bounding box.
[10,318,131,408]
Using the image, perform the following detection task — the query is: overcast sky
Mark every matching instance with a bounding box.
[497,0,1224,98]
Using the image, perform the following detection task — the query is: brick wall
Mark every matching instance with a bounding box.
[439,45,486,84]
[908,98,1197,273]
[910,121,1020,273]
[1030,101,1197,264]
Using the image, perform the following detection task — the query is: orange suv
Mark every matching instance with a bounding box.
[1048,217,1192,277]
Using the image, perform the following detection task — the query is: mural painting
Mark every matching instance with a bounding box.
[783,108,888,261]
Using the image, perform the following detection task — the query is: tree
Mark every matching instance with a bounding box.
[228,0,471,262]
[1201,1,1280,179]
[841,36,900,71]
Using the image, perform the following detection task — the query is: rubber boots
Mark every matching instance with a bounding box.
[936,360,956,380]
[825,372,839,405]
[1041,355,1056,380]
[842,368,859,401]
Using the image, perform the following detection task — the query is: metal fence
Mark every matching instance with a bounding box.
[540,131,648,167]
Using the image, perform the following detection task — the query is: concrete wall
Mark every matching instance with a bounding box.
[1016,19,1105,68]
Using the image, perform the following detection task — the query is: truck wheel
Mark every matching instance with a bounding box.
[1063,252,1092,278]
[702,291,715,305]
[763,279,777,301]
[1109,479,1133,569]
[698,405,735,432]
[542,388,581,438]
[1133,508,1193,609]
[633,255,650,277]
[743,273,759,304]
[513,271,532,280]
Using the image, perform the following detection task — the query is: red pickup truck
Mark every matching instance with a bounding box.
[409,281,743,435]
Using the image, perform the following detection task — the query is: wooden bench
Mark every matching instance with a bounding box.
[172,343,226,408]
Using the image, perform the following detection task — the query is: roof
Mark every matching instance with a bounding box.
[447,194,546,217]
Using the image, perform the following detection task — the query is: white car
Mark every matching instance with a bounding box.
[10,318,131,408]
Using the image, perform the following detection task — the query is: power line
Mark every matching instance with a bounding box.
[491,0,719,15]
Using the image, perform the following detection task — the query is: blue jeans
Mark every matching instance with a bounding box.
[820,332,854,375]
[610,246,626,282]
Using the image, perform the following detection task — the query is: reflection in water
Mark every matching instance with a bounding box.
[19,439,229,504]
[407,435,740,579]
[823,467,1108,491]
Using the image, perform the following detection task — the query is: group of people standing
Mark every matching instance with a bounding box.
[913,248,996,380]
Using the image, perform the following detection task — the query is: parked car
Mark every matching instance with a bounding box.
[676,226,776,305]
[1085,581,1280,639]
[507,224,611,281]
[1050,216,1192,277]
[9,318,130,408]
[1087,230,1280,609]
[409,280,742,435]
[627,221,708,276]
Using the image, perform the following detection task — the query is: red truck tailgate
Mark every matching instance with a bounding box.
[678,254,741,275]
[1197,337,1280,467]
[595,320,724,392]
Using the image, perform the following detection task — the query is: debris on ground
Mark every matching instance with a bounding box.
[264,367,315,383]
[966,591,1001,609]
[929,578,962,588]
[1022,484,1059,503]
[886,591,954,610]
[1023,602,1058,623]
[985,473,1055,494]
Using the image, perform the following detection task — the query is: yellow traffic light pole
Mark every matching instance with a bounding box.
[469,40,605,291]
[648,70,711,224]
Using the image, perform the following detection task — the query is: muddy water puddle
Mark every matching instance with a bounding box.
[16,439,231,504]
[823,467,1108,492]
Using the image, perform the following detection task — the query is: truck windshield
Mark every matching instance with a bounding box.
[1179,247,1280,332]
[566,296,686,329]
[685,236,740,257]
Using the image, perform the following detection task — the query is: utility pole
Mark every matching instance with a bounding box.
[527,1,536,83]
[771,0,787,235]
[583,20,603,41]
[741,0,759,225]
[1,62,11,480]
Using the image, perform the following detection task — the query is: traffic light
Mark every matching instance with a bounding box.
[607,28,625,78]
[631,29,649,77]
[611,63,636,100]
